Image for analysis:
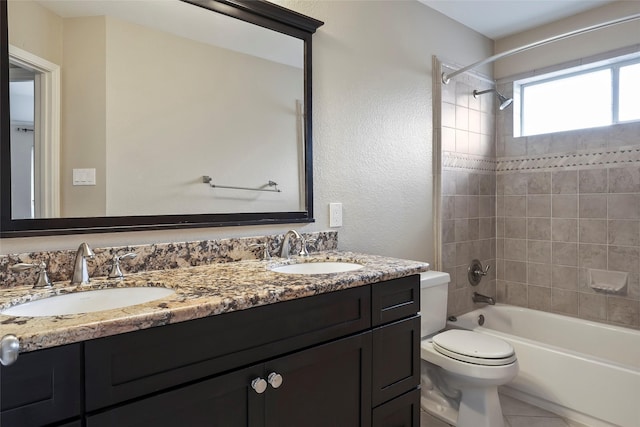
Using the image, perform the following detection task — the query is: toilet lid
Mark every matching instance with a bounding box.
[432,330,516,366]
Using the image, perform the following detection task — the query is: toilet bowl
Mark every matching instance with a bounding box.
[419,271,518,427]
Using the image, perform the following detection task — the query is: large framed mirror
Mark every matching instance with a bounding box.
[0,0,323,237]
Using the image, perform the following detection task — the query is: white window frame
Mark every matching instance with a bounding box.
[514,53,640,137]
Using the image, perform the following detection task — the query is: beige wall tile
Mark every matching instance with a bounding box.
[528,240,551,263]
[504,239,527,261]
[552,265,578,289]
[454,219,469,242]
[504,281,528,306]
[552,170,578,194]
[528,172,551,194]
[504,260,527,283]
[552,288,578,315]
[505,218,527,238]
[579,194,607,219]
[552,195,578,218]
[579,219,607,244]
[528,263,551,286]
[579,169,608,193]
[528,195,551,217]
[579,293,607,321]
[528,285,552,311]
[608,194,640,220]
[456,172,469,195]
[578,244,608,269]
[608,245,640,273]
[442,196,455,219]
[553,242,578,266]
[528,218,551,240]
[505,196,527,217]
[608,220,640,246]
[468,173,480,196]
[442,220,455,244]
[504,173,528,196]
[608,167,640,193]
[454,196,469,218]
[468,196,479,218]
[552,219,578,243]
[479,174,494,196]
[607,297,639,327]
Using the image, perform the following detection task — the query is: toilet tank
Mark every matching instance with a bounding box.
[419,271,451,338]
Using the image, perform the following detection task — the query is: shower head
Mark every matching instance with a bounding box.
[473,89,513,110]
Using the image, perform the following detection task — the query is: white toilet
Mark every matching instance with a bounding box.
[419,271,518,427]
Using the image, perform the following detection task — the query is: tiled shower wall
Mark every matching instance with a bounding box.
[439,67,497,316]
[494,77,640,329]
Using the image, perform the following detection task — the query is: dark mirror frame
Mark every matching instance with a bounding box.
[0,0,323,237]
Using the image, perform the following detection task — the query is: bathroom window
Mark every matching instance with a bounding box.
[516,56,640,137]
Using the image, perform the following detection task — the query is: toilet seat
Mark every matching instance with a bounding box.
[432,330,516,366]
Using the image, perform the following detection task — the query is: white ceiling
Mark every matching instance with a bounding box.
[418,0,616,39]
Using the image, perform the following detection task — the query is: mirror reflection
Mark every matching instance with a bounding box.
[7,0,305,220]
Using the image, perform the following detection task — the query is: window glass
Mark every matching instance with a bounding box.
[619,63,640,122]
[522,69,611,136]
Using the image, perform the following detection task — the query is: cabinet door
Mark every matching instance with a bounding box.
[372,316,420,407]
[86,364,263,427]
[372,389,420,427]
[0,344,81,427]
[264,332,372,427]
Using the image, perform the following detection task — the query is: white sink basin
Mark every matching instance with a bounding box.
[1,287,175,317]
[271,262,364,275]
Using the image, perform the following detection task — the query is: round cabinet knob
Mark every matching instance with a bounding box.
[0,335,20,366]
[251,377,267,394]
[268,372,283,389]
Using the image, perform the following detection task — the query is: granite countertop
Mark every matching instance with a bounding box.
[0,251,429,353]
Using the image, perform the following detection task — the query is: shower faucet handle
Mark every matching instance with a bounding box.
[468,259,490,286]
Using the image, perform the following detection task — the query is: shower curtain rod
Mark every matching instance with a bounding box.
[442,12,640,84]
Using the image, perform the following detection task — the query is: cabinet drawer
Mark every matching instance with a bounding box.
[372,315,420,407]
[372,275,419,326]
[0,343,82,427]
[372,388,420,427]
[85,285,370,411]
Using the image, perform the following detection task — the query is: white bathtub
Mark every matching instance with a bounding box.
[449,305,640,427]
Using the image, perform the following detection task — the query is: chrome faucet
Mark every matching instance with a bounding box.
[472,292,495,305]
[71,242,95,285]
[279,230,308,259]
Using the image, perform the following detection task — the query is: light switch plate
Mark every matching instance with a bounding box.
[329,203,342,227]
[73,168,96,186]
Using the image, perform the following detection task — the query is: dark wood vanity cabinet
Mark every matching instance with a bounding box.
[0,342,82,427]
[1,275,420,427]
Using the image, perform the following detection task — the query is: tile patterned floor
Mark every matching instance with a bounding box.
[420,393,590,427]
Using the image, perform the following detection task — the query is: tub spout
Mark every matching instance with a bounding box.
[472,292,495,305]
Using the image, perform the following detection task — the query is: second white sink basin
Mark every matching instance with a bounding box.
[271,262,364,275]
[1,287,175,317]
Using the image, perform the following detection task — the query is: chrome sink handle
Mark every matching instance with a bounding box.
[10,262,52,289]
[0,335,20,366]
[249,243,272,261]
[108,253,137,279]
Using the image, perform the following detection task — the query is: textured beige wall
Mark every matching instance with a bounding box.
[2,1,492,263]
[7,0,63,65]
[494,1,640,79]
[60,17,107,217]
